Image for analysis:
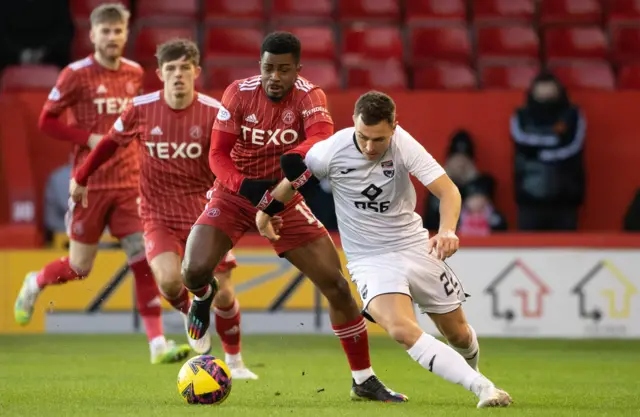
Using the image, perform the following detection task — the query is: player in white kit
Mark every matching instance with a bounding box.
[254,91,512,408]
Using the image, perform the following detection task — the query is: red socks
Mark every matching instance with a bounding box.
[332,316,372,371]
[215,299,241,355]
[129,257,164,341]
[162,287,191,315]
[36,257,87,288]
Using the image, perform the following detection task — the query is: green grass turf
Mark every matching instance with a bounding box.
[0,335,639,416]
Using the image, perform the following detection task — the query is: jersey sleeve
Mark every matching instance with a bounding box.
[43,67,79,116]
[304,135,336,180]
[397,127,446,187]
[298,88,333,130]
[212,82,243,135]
[108,104,140,146]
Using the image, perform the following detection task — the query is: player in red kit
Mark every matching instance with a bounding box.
[69,39,258,379]
[13,4,190,365]
[182,32,407,402]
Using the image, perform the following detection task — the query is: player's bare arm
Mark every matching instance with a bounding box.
[426,174,462,260]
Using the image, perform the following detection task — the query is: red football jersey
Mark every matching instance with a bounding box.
[43,55,143,190]
[107,91,220,229]
[212,75,333,182]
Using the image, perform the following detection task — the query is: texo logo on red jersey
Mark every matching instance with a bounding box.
[240,126,299,146]
[144,142,203,159]
[93,97,131,115]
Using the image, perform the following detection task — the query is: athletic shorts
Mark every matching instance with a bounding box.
[346,244,467,317]
[65,188,142,245]
[143,222,237,273]
[195,185,328,256]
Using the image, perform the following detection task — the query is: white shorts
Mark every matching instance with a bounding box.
[346,244,467,318]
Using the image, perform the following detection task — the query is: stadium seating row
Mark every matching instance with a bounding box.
[4,61,640,91]
[69,0,640,25]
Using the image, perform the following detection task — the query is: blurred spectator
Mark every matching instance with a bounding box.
[0,0,73,71]
[457,177,508,236]
[44,163,71,240]
[623,189,640,231]
[511,71,585,231]
[423,129,497,231]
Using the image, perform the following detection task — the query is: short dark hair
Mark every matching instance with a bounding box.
[354,91,396,126]
[90,3,130,26]
[261,32,301,63]
[156,38,200,68]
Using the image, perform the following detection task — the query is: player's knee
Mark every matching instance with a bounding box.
[320,274,353,304]
[120,232,145,260]
[386,319,422,347]
[154,268,183,299]
[181,258,213,289]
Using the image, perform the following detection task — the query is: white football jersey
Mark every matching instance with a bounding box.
[305,125,446,260]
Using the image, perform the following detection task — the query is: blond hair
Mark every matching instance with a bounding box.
[90,3,130,26]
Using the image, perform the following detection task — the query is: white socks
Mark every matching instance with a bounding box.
[407,332,488,396]
[194,284,213,301]
[352,368,375,385]
[451,325,480,371]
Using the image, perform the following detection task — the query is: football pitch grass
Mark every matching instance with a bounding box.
[1,335,639,417]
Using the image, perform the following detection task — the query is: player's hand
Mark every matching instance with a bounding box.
[87,133,104,149]
[69,178,89,208]
[256,211,283,242]
[427,230,460,261]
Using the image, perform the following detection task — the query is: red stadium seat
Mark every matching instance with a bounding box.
[473,0,535,23]
[133,26,197,64]
[204,0,265,23]
[342,27,403,66]
[136,0,198,23]
[206,65,260,89]
[617,64,640,89]
[609,0,640,24]
[204,28,264,64]
[539,0,603,25]
[300,63,340,91]
[550,63,615,90]
[413,63,477,90]
[72,26,93,60]
[544,27,609,61]
[611,26,640,64]
[404,0,467,25]
[480,64,539,89]
[276,26,336,61]
[1,65,60,92]
[409,26,471,64]
[271,0,334,23]
[345,62,407,89]
[70,0,131,20]
[476,26,539,62]
[337,0,401,22]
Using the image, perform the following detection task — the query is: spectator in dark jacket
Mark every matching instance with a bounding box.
[511,71,586,231]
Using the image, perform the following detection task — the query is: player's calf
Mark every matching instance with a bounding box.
[429,308,480,371]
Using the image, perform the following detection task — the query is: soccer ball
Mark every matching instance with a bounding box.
[177,355,232,405]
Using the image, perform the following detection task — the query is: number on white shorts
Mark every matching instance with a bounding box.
[295,203,323,228]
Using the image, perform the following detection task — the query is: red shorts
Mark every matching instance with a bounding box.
[143,222,237,273]
[65,188,142,244]
[195,186,328,255]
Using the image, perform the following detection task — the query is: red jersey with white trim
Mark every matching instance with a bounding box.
[43,55,143,190]
[107,91,220,229]
[213,75,333,185]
